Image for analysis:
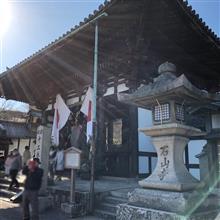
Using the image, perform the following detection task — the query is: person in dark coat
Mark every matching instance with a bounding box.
[22,158,43,220]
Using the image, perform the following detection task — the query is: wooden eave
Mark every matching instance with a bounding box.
[0,0,219,108]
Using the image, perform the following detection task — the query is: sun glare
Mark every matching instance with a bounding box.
[0,0,12,39]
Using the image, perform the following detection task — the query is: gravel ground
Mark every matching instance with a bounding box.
[0,199,100,220]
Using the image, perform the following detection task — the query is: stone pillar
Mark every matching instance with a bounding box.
[196,145,209,183]
[216,140,220,188]
[198,141,218,188]
[204,112,220,189]
[35,125,52,195]
[139,127,198,191]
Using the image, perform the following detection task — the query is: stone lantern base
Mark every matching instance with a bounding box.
[116,188,220,219]
[116,124,220,219]
[116,203,219,220]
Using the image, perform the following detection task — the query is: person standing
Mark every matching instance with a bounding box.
[54,146,64,181]
[22,158,43,220]
[4,151,13,176]
[23,146,31,166]
[9,149,22,190]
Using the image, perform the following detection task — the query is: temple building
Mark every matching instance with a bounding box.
[0,100,40,166]
[0,0,219,182]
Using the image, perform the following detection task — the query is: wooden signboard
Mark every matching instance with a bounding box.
[64,147,82,170]
[34,126,43,160]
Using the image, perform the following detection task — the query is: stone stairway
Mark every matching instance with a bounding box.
[0,175,23,202]
[95,190,128,220]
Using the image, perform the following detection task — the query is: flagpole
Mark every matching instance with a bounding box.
[90,13,108,213]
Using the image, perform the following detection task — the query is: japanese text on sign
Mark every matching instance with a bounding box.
[158,145,170,181]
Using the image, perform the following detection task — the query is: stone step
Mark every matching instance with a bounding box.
[0,188,17,198]
[0,182,10,189]
[94,193,128,219]
[0,178,23,202]
[94,209,116,220]
[99,202,116,213]
[104,196,127,205]
[0,177,11,185]
[0,196,11,202]
[0,182,22,192]
[110,191,128,199]
[0,177,24,188]
[0,174,25,185]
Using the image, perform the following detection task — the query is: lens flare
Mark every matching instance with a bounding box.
[0,0,12,38]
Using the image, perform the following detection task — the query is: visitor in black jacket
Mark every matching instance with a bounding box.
[22,158,43,220]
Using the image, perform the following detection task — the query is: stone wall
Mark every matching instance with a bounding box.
[48,188,90,216]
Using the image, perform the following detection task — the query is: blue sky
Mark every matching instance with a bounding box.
[0,0,219,73]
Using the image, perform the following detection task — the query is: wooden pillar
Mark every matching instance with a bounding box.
[28,138,31,147]
[185,145,189,170]
[0,81,4,97]
[128,105,138,177]
[35,125,52,195]
[17,138,20,150]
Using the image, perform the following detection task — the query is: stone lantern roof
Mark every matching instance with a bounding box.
[118,62,220,109]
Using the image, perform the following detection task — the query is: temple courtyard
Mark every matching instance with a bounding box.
[0,174,138,219]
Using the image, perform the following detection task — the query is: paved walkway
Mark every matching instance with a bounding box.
[49,176,139,193]
[0,200,100,220]
[2,172,139,194]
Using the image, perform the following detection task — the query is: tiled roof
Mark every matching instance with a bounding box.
[0,121,36,138]
[177,0,219,43]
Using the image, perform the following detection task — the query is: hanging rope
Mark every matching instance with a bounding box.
[180,99,185,124]
[156,99,163,125]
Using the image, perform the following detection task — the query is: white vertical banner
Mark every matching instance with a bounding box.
[51,94,71,146]
[80,87,93,142]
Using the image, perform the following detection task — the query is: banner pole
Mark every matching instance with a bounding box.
[88,12,108,213]
[90,20,98,213]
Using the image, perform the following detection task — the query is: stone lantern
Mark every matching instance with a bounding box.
[117,62,220,219]
[199,111,220,187]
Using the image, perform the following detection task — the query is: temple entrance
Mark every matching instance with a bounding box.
[99,95,138,178]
